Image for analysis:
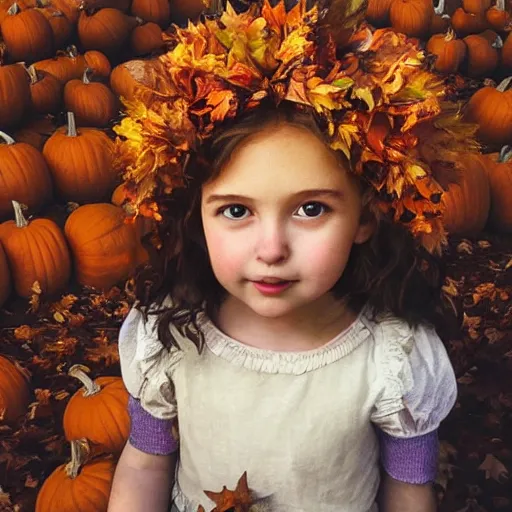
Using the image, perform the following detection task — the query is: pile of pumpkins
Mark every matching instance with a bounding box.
[367,0,511,77]
[0,355,130,510]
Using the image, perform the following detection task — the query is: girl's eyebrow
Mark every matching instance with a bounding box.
[205,189,345,204]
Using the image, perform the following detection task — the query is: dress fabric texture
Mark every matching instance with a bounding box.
[118,301,457,512]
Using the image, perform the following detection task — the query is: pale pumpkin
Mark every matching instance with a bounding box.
[487,146,512,232]
[26,65,62,115]
[442,154,490,234]
[63,69,118,127]
[63,365,130,454]
[64,203,147,290]
[110,58,163,101]
[1,3,54,62]
[43,112,116,203]
[0,242,10,308]
[0,63,31,128]
[0,131,53,219]
[0,355,30,424]
[464,77,512,147]
[35,439,116,512]
[426,29,466,74]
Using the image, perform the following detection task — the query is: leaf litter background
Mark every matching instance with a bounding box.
[0,232,511,511]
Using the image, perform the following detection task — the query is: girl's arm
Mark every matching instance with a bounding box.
[108,440,178,512]
[378,473,437,512]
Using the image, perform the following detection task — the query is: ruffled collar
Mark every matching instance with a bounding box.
[197,307,372,375]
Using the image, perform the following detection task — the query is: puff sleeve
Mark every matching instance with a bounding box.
[118,305,183,455]
[370,318,457,484]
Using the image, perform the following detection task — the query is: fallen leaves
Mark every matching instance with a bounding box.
[198,472,253,512]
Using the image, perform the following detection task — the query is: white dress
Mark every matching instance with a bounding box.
[118,302,457,512]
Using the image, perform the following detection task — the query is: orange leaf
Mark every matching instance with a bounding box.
[202,471,253,511]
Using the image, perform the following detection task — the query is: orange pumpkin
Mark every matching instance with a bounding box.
[110,58,163,101]
[63,365,130,453]
[64,203,147,290]
[0,63,31,128]
[463,34,499,77]
[35,439,116,512]
[26,65,62,115]
[83,0,132,10]
[43,112,116,203]
[503,33,512,70]
[0,201,71,297]
[1,3,54,62]
[63,69,118,127]
[37,5,73,49]
[366,0,394,26]
[170,0,209,21]
[0,355,30,424]
[487,146,512,232]
[13,117,56,152]
[451,8,488,37]
[462,0,491,14]
[0,242,10,308]
[464,76,512,147]
[84,50,112,79]
[130,19,164,56]
[131,0,170,28]
[426,29,467,74]
[428,0,450,35]
[442,154,490,234]
[50,0,81,23]
[486,0,512,32]
[0,131,53,219]
[389,0,434,38]
[78,8,138,56]
[34,45,87,84]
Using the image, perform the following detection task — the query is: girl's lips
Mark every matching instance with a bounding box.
[252,280,293,295]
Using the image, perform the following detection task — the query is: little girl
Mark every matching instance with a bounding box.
[108,1,475,511]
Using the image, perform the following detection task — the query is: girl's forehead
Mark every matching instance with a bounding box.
[204,124,352,196]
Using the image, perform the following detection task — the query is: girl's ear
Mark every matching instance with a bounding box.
[354,218,376,245]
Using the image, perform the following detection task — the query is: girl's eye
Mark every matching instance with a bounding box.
[220,204,250,220]
[296,202,327,218]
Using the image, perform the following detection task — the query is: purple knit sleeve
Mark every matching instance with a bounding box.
[128,395,179,455]
[378,429,439,484]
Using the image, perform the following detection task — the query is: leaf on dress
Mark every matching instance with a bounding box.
[199,471,253,511]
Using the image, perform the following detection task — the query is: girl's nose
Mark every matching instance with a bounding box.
[255,222,290,265]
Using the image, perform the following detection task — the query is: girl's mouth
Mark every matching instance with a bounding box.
[252,280,293,295]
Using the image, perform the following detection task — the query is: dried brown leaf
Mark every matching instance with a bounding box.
[478,454,509,483]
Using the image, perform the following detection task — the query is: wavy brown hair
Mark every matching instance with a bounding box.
[133,101,445,351]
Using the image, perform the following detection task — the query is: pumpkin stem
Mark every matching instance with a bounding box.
[496,0,504,10]
[434,0,445,15]
[0,131,16,145]
[26,65,39,85]
[499,145,512,163]
[135,16,144,25]
[66,45,79,58]
[82,67,92,84]
[64,439,91,479]
[12,201,29,228]
[497,77,512,93]
[68,364,101,397]
[66,112,78,137]
[7,3,20,15]
[493,35,504,48]
[444,28,456,41]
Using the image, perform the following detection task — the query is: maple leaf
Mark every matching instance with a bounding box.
[201,471,253,512]
[478,454,509,483]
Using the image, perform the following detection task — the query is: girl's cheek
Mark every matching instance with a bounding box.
[205,229,248,277]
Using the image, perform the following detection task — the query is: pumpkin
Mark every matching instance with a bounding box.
[365,0,394,26]
[35,439,116,512]
[479,28,501,44]
[0,201,71,297]
[110,58,163,101]
[43,112,116,203]
[488,146,512,232]
[170,0,208,21]
[462,0,491,14]
[63,364,130,453]
[37,6,73,49]
[0,242,10,308]
[26,65,62,115]
[131,0,170,27]
[442,153,490,234]
[429,0,450,35]
[0,63,31,128]
[451,8,488,37]
[504,33,512,70]
[82,0,131,10]
[464,77,512,147]
[78,8,138,56]
[84,50,111,79]
[64,203,147,289]
[389,0,434,38]
[34,45,87,84]
[426,29,467,74]
[486,0,512,32]
[0,355,30,424]
[1,3,54,62]
[63,69,118,127]
[463,34,499,77]
[50,0,81,23]
[13,116,55,151]
[0,131,53,219]
[130,19,164,56]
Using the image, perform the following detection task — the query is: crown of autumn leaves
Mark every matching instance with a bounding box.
[114,0,480,254]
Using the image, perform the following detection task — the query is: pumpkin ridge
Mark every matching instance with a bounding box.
[101,393,126,445]
[35,223,69,289]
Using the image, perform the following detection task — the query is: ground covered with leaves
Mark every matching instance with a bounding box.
[0,233,511,512]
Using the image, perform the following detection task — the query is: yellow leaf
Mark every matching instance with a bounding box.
[352,87,374,111]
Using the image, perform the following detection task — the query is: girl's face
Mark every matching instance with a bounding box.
[201,123,373,320]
